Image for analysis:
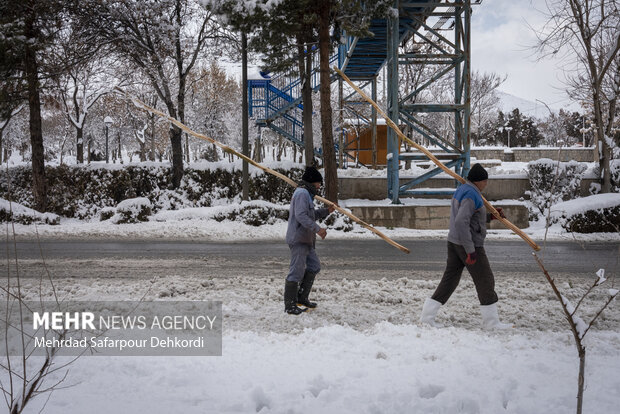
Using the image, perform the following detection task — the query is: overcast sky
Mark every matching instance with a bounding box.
[471,0,579,111]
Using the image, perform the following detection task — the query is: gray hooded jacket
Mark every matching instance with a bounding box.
[286,187,329,246]
[447,181,487,254]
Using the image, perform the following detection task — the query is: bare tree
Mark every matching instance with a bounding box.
[81,0,222,187]
[533,0,620,192]
[532,153,618,414]
[471,71,506,145]
[49,22,112,164]
[533,258,617,414]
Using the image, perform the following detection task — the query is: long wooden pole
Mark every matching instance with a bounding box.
[333,67,541,251]
[114,87,411,254]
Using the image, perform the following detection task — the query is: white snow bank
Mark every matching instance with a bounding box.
[0,197,60,224]
[152,200,287,222]
[550,193,620,218]
[116,197,152,212]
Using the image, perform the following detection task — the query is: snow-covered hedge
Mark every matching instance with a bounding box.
[110,197,152,224]
[550,193,620,233]
[213,202,289,226]
[526,159,586,218]
[0,198,60,225]
[0,163,304,219]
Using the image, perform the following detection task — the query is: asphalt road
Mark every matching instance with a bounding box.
[2,238,618,279]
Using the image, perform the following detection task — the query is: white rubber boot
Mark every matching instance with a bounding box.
[480,303,513,330]
[420,298,443,327]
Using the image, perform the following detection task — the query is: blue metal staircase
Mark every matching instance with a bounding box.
[247,1,455,172]
[248,51,337,157]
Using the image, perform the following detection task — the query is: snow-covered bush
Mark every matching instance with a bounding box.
[99,207,116,221]
[0,198,60,225]
[550,193,620,233]
[213,203,289,226]
[322,212,354,232]
[526,159,587,219]
[588,159,620,195]
[111,197,152,224]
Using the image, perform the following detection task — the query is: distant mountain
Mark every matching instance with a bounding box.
[495,90,559,119]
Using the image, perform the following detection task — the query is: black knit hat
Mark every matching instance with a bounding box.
[302,166,323,184]
[467,163,488,182]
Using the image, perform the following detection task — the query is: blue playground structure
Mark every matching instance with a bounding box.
[248,0,478,204]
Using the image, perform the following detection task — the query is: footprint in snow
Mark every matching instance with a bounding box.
[418,384,445,399]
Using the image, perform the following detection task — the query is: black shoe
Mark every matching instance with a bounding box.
[286,306,306,315]
[297,299,317,308]
[284,280,307,315]
[297,271,318,308]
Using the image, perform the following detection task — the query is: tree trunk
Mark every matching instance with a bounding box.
[149,114,156,161]
[118,131,123,164]
[185,134,190,164]
[592,88,611,193]
[24,26,47,212]
[170,126,184,187]
[76,127,84,163]
[576,347,585,414]
[318,0,338,202]
[297,37,315,167]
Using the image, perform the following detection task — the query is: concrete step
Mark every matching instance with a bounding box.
[347,203,529,230]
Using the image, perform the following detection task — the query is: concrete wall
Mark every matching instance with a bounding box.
[348,204,529,230]
[470,149,504,160]
[511,148,596,162]
[471,148,596,162]
[339,176,597,201]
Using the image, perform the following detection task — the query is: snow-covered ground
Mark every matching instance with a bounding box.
[6,272,620,414]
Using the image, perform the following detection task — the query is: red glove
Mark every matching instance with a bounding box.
[491,207,506,220]
[465,252,477,266]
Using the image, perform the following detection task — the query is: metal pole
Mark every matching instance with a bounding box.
[242,31,249,201]
[463,0,471,178]
[338,77,344,167]
[387,1,400,204]
[371,76,378,169]
[582,117,585,146]
[105,125,109,163]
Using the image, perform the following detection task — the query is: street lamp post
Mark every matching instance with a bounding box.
[104,116,113,163]
[506,126,513,148]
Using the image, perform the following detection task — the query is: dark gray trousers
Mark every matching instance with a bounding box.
[431,242,499,306]
[286,243,321,283]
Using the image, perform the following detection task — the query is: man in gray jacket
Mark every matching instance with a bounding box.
[284,166,335,315]
[420,163,512,329]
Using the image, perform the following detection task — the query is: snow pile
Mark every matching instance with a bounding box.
[549,193,620,232]
[0,197,60,225]
[154,200,289,227]
[110,197,152,224]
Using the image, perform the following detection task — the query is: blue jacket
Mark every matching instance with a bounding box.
[286,187,329,246]
[447,181,487,254]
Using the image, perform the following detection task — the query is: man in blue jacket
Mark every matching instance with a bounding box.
[420,163,512,329]
[284,166,335,315]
